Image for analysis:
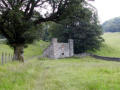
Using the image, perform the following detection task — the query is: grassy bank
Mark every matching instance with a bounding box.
[0,40,49,60]
[24,41,49,59]
[93,32,120,57]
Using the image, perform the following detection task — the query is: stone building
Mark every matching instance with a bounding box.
[43,38,74,59]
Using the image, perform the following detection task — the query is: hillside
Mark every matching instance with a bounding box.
[93,32,120,57]
[102,17,120,32]
[0,40,49,60]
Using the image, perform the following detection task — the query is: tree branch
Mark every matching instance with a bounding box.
[1,0,8,8]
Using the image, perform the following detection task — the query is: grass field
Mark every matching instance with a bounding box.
[0,40,49,60]
[1,57,120,90]
[0,33,120,90]
[93,32,120,57]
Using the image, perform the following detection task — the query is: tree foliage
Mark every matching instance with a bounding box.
[102,17,120,32]
[48,3,103,53]
[0,0,84,47]
[0,0,85,61]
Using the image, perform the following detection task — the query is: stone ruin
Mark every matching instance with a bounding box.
[43,38,74,59]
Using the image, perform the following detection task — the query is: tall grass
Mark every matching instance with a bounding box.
[1,57,120,90]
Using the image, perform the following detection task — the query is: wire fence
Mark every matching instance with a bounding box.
[1,52,14,65]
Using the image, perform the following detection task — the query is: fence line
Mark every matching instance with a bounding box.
[1,52,14,65]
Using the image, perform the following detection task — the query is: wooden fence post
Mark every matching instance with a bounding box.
[11,54,13,61]
[5,53,7,64]
[11,55,14,61]
[1,52,4,65]
[1,52,15,65]
[9,53,10,61]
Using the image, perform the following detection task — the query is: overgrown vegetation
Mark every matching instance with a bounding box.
[41,4,103,54]
[0,0,86,61]
[49,20,103,53]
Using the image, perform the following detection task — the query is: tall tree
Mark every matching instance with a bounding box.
[49,3,103,53]
[0,0,84,61]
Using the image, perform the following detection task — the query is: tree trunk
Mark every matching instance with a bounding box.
[13,45,24,62]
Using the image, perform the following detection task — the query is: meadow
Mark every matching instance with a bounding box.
[0,33,120,90]
[93,32,120,57]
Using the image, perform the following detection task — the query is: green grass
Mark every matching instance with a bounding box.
[1,33,120,90]
[0,40,49,60]
[24,40,49,59]
[93,32,120,57]
[1,57,120,90]
[0,44,13,54]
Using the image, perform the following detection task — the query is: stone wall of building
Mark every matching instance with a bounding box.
[43,38,74,59]
[69,39,74,56]
[53,43,70,58]
[42,45,54,58]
